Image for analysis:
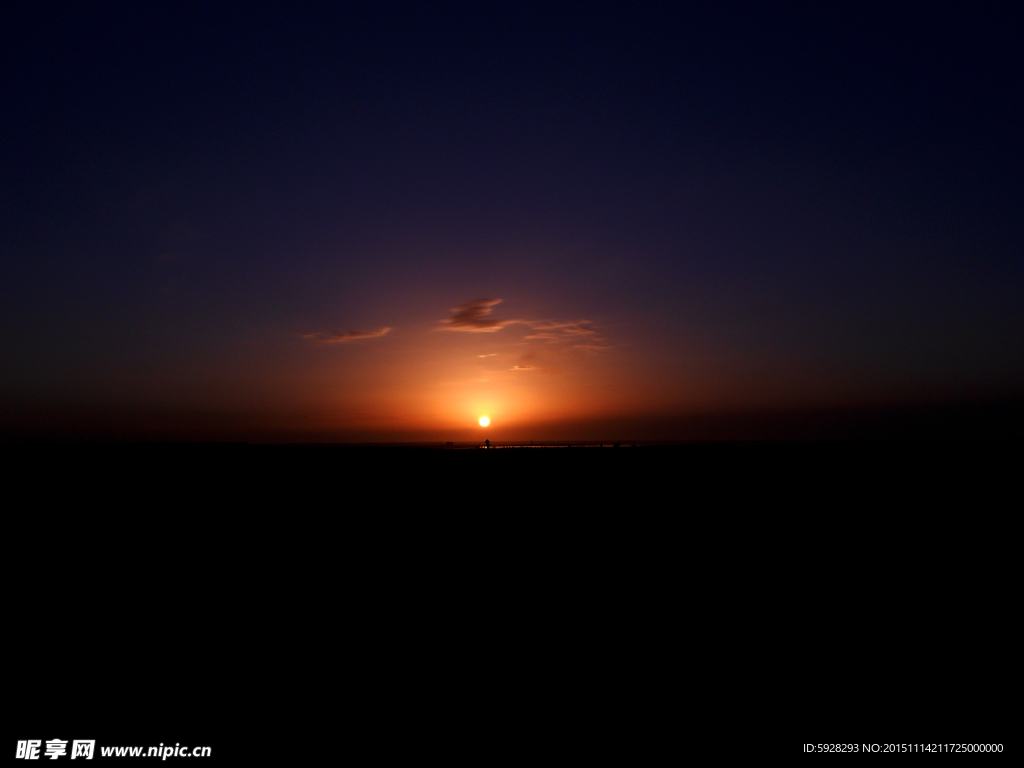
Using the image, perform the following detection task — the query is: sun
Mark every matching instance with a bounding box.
[478,416,490,427]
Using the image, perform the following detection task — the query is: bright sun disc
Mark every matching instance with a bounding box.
[479,416,490,427]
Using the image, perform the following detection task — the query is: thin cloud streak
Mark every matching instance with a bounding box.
[524,320,608,350]
[300,327,392,344]
[438,298,522,332]
[441,299,610,349]
[528,320,596,335]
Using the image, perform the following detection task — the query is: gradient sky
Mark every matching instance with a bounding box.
[2,4,1021,441]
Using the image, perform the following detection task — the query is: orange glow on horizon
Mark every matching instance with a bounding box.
[289,307,711,440]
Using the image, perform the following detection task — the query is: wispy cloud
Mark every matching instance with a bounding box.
[525,320,597,341]
[524,319,609,350]
[438,299,522,332]
[478,353,497,358]
[300,327,392,344]
[528,320,596,335]
[440,299,611,349]
[569,340,611,351]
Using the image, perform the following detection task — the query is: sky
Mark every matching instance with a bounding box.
[1,3,1021,441]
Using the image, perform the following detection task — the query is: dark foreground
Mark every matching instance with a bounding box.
[9,441,1015,760]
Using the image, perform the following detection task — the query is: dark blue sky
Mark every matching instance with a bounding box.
[2,3,1021,439]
